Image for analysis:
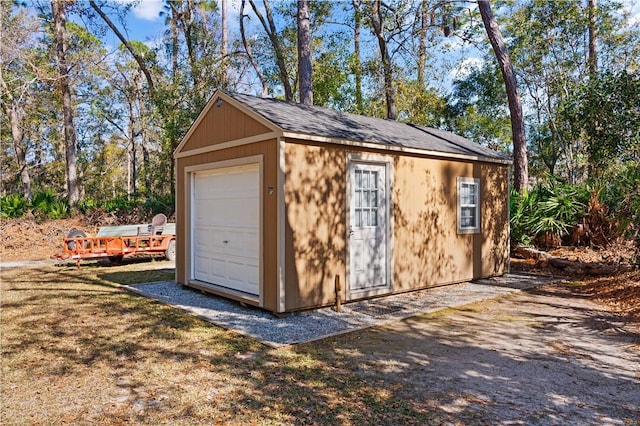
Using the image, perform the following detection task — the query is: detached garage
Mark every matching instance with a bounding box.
[174,90,511,314]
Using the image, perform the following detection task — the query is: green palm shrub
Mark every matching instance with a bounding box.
[0,194,28,218]
[30,189,70,220]
[600,162,640,244]
[31,189,57,218]
[510,182,588,249]
[510,188,537,247]
[47,201,69,219]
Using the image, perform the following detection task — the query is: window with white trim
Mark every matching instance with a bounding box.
[457,177,480,234]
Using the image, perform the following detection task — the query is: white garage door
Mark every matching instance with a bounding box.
[192,163,260,296]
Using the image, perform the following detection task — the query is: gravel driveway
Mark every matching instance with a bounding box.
[127,274,639,424]
[125,273,554,346]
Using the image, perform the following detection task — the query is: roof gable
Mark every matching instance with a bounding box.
[174,91,278,156]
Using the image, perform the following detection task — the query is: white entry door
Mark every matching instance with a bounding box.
[192,163,260,296]
[349,162,389,292]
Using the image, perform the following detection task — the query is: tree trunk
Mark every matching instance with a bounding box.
[370,0,397,120]
[0,3,32,200]
[417,0,428,89]
[170,1,202,105]
[138,74,151,195]
[7,102,31,199]
[587,0,598,75]
[297,0,313,105]
[52,0,79,204]
[478,0,528,193]
[142,145,151,195]
[166,5,179,198]
[127,98,137,197]
[352,0,363,113]
[248,0,293,101]
[240,0,269,97]
[221,0,228,86]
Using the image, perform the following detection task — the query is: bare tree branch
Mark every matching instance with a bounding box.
[89,0,155,95]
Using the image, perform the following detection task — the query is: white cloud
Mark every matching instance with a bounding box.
[131,0,163,22]
[450,57,484,81]
[111,0,162,22]
[622,0,640,26]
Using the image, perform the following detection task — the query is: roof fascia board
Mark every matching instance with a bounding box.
[173,91,281,157]
[174,131,280,159]
[281,131,512,165]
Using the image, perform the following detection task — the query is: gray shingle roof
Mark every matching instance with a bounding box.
[227,91,510,162]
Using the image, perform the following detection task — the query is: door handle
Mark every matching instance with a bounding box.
[223,240,229,244]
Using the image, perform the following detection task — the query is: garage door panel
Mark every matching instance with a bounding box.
[210,258,226,280]
[227,261,248,283]
[205,202,257,228]
[226,264,259,294]
[192,163,260,297]
[223,229,258,255]
[195,254,210,276]
[242,231,259,257]
[199,227,257,253]
[194,227,211,250]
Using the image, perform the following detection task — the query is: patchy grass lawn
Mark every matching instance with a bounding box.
[2,261,638,425]
[1,263,441,425]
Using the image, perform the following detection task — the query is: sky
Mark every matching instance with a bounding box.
[118,0,640,40]
[100,0,640,96]
[115,0,242,42]
[113,0,164,42]
[129,0,163,21]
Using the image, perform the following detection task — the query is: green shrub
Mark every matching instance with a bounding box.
[600,162,640,242]
[510,182,588,248]
[30,189,69,220]
[76,198,98,213]
[536,184,587,236]
[142,196,174,216]
[510,188,537,247]
[31,189,57,217]
[47,201,69,219]
[0,194,28,218]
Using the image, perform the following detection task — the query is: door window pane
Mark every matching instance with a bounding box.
[354,168,382,228]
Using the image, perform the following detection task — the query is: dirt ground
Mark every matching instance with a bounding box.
[0,216,91,262]
[315,284,640,424]
[511,244,640,321]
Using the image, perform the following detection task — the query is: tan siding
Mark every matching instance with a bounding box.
[393,158,509,289]
[477,163,510,277]
[177,131,508,313]
[393,157,471,288]
[175,140,278,311]
[284,140,509,311]
[179,101,272,152]
[283,142,347,310]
